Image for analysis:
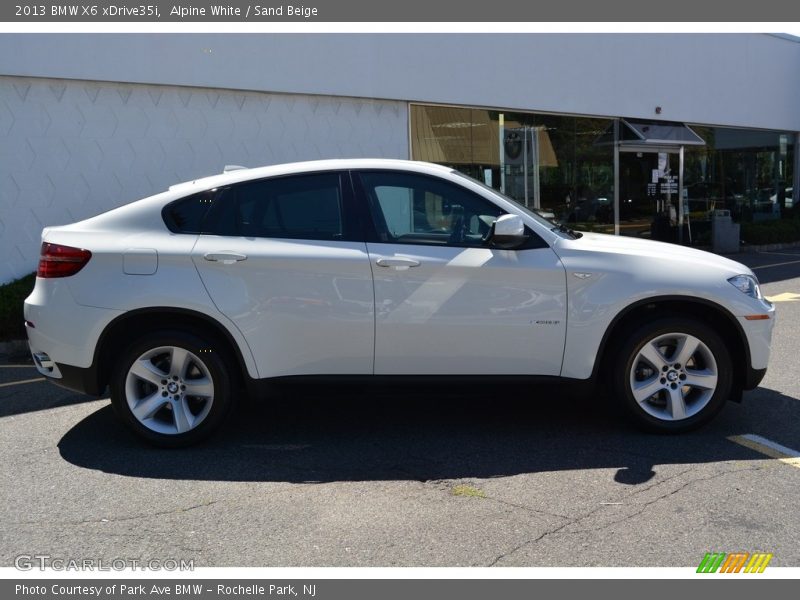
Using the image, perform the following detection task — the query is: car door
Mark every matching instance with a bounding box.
[355,170,567,376]
[191,171,375,378]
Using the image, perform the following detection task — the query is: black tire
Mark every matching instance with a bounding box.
[610,317,734,433]
[109,330,235,447]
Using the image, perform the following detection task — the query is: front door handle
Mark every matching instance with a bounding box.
[204,252,247,265]
[376,257,421,269]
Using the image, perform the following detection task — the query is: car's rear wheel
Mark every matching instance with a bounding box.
[110,331,234,447]
[611,317,733,432]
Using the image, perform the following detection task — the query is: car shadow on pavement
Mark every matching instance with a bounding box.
[0,383,97,418]
[57,383,800,485]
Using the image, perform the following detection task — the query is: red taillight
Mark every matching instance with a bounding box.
[37,242,92,278]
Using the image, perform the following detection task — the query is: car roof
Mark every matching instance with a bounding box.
[167,159,454,193]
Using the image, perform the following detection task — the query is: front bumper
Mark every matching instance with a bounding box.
[737,299,775,390]
[744,367,768,391]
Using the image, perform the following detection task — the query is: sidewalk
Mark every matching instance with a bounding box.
[722,247,800,285]
[725,246,800,266]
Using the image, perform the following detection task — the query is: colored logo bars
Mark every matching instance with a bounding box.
[697,552,773,573]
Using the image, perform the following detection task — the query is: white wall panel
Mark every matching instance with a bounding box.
[0,76,408,282]
[0,34,798,131]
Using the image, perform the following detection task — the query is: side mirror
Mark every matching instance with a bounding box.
[489,214,526,249]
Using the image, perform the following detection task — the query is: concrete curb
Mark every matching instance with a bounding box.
[741,240,800,253]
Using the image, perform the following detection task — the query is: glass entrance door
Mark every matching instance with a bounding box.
[618,150,682,241]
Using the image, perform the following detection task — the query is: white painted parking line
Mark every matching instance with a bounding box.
[0,364,36,368]
[751,259,800,270]
[728,434,800,469]
[757,250,800,257]
[0,377,46,388]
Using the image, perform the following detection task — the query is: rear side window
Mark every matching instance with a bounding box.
[208,173,345,241]
[162,192,216,233]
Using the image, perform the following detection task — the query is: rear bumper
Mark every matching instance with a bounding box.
[30,349,103,396]
[25,277,121,396]
[50,362,104,396]
[24,278,122,370]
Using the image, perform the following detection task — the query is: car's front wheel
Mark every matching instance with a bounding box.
[110,331,234,447]
[611,317,734,432]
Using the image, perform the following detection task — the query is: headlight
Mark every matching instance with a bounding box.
[728,274,762,299]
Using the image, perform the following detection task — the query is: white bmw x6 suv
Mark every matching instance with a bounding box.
[24,159,774,446]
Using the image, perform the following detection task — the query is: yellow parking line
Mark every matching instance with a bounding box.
[728,434,800,469]
[764,292,800,303]
[0,377,45,388]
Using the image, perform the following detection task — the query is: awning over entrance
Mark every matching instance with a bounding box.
[595,119,706,146]
[623,119,706,145]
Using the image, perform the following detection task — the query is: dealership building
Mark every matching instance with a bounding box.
[1,33,798,283]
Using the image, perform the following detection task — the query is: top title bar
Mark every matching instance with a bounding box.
[4,0,800,22]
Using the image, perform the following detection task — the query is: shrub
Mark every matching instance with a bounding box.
[740,218,800,245]
[0,273,35,341]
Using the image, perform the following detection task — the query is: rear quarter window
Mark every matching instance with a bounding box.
[162,192,216,233]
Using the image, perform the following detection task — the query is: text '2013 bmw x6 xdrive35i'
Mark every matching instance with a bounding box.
[24,159,774,446]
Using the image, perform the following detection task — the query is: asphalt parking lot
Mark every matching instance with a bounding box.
[2,248,800,568]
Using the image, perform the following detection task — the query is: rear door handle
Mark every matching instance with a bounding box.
[376,257,420,269]
[204,252,247,265]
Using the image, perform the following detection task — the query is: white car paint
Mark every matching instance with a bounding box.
[24,159,773,395]
[367,242,566,375]
[553,232,775,379]
[192,236,375,378]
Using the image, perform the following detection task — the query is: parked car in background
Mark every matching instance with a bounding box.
[25,160,774,446]
[769,187,793,208]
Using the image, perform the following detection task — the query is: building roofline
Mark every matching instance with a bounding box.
[765,32,800,44]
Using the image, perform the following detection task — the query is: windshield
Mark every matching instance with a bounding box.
[450,170,580,237]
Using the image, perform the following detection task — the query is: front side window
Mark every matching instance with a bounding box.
[358,171,505,247]
[209,173,344,240]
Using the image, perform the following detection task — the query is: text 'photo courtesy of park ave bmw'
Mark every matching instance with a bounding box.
[23,158,774,447]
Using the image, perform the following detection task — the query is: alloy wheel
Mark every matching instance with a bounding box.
[124,345,215,435]
[628,332,719,422]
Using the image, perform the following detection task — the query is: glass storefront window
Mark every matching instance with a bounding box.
[410,104,615,233]
[618,150,681,241]
[541,115,614,229]
[684,127,795,219]
[411,103,797,245]
[682,126,795,245]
